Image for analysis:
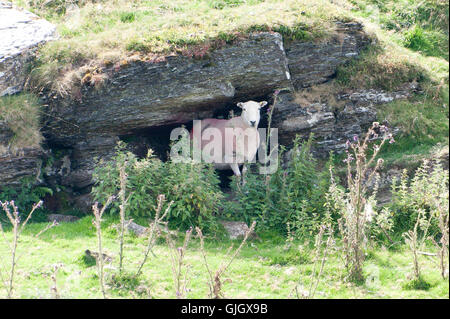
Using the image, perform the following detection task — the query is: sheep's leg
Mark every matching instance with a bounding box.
[228,162,243,190]
[241,164,247,186]
[229,163,241,177]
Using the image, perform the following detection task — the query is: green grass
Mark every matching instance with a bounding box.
[349,0,449,60]
[0,216,447,298]
[403,25,449,60]
[0,93,43,154]
[376,91,449,167]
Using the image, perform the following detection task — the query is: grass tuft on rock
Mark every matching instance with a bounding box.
[0,93,43,154]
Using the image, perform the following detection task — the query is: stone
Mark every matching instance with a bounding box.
[72,193,93,213]
[125,220,148,237]
[0,119,13,143]
[220,221,253,239]
[0,2,56,96]
[61,135,119,189]
[47,214,79,223]
[84,249,113,264]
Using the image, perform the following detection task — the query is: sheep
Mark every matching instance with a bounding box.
[191,100,268,181]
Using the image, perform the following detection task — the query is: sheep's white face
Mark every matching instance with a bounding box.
[237,100,267,128]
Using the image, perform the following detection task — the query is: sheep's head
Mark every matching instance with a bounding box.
[237,100,267,128]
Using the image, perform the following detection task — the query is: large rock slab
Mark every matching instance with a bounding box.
[47,214,79,223]
[61,135,119,189]
[0,2,56,96]
[43,32,292,145]
[40,24,373,192]
[220,221,254,239]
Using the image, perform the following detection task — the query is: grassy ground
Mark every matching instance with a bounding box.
[0,216,447,299]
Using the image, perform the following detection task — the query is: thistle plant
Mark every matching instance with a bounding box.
[403,208,433,281]
[92,196,114,298]
[394,161,449,280]
[329,122,393,282]
[424,163,448,279]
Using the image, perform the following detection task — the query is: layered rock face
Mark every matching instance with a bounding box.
[0,2,55,188]
[0,121,43,187]
[0,148,43,187]
[272,84,419,152]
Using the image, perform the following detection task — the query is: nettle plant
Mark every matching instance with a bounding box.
[91,142,223,232]
[326,122,395,282]
[224,135,332,235]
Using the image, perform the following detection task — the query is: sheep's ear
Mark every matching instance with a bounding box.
[259,101,268,108]
[237,102,244,108]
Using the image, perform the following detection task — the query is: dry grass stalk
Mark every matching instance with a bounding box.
[118,162,132,274]
[196,221,256,299]
[92,196,114,299]
[166,226,193,299]
[307,225,334,298]
[35,221,58,238]
[0,200,56,298]
[292,224,334,299]
[135,194,173,277]
[50,264,63,299]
